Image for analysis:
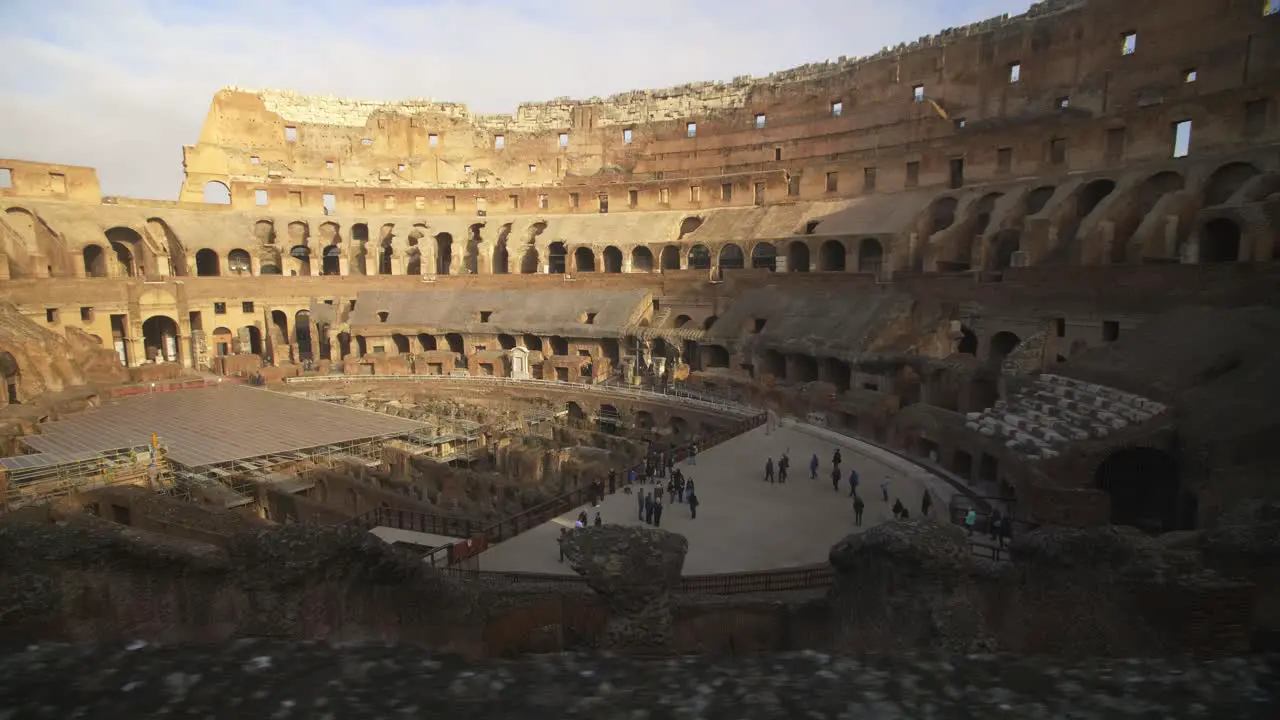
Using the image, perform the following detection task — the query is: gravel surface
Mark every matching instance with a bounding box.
[0,641,1275,719]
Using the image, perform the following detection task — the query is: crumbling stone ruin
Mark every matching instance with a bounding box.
[1,0,1280,683]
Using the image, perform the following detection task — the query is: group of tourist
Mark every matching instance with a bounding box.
[963,506,1013,547]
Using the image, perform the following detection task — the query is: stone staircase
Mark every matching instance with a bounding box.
[964,374,1167,459]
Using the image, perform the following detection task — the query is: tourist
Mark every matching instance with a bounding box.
[831,466,841,492]
[832,448,842,473]
[628,468,637,485]
[667,477,677,504]
[657,451,666,478]
[690,443,698,465]
[989,509,1003,541]
[921,489,933,517]
[688,491,699,519]
[644,491,654,524]
[574,518,585,529]
[853,495,865,526]
[637,489,646,520]
[578,509,588,526]
[880,477,891,502]
[608,469,617,495]
[653,493,664,528]
[674,474,686,503]
[847,467,860,498]
[964,508,977,536]
[809,453,819,480]
[778,452,789,483]
[667,455,675,476]
[558,527,567,562]
[901,508,910,519]
[594,510,603,527]
[685,477,695,502]
[999,515,1013,548]
[765,457,775,483]
[892,498,905,519]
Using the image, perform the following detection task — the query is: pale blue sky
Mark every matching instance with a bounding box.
[0,0,1031,199]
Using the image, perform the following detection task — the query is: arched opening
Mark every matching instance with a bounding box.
[1025,186,1056,215]
[522,334,543,352]
[141,316,180,363]
[820,357,852,392]
[1096,447,1182,533]
[762,349,785,378]
[464,225,481,274]
[1201,218,1241,263]
[0,352,19,405]
[492,234,509,274]
[567,402,585,422]
[670,416,690,438]
[704,345,730,368]
[678,216,704,239]
[269,310,288,361]
[295,310,313,360]
[520,247,539,274]
[793,355,819,382]
[635,410,654,431]
[549,336,569,356]
[337,331,351,359]
[856,238,883,273]
[202,181,231,205]
[254,220,276,245]
[1078,179,1116,219]
[659,245,681,270]
[378,236,394,276]
[105,227,142,277]
[929,197,959,235]
[687,244,711,270]
[392,334,411,354]
[672,315,692,329]
[194,248,220,276]
[818,239,846,271]
[350,224,370,276]
[355,335,368,357]
[405,247,421,275]
[702,315,718,331]
[988,331,1020,364]
[992,230,1021,269]
[750,242,777,271]
[974,193,1002,235]
[227,248,252,276]
[786,241,810,272]
[957,325,978,355]
[82,245,107,277]
[1113,172,1186,263]
[631,246,654,272]
[601,246,623,273]
[211,327,234,357]
[718,243,744,271]
[322,245,342,275]
[418,333,437,352]
[242,325,263,356]
[435,233,453,275]
[602,338,620,367]
[497,333,517,351]
[260,263,281,275]
[1202,162,1261,207]
[548,242,568,274]
[596,404,620,434]
[574,246,596,273]
[445,333,464,354]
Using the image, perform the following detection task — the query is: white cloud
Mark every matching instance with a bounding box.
[0,0,1031,199]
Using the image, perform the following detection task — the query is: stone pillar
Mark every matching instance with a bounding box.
[339,256,350,276]
[29,254,50,279]
[0,253,9,281]
[562,526,688,653]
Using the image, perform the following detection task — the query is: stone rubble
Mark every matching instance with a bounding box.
[0,641,1273,719]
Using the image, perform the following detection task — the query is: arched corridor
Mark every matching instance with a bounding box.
[82,245,107,277]
[141,315,180,363]
[659,245,680,271]
[1,352,20,405]
[1201,218,1241,263]
[786,241,810,272]
[688,244,711,270]
[857,238,883,273]
[819,239,846,271]
[548,242,567,274]
[195,248,220,276]
[574,246,596,273]
[631,246,654,272]
[751,243,777,271]
[602,246,623,273]
[988,331,1020,364]
[718,243,745,271]
[1096,447,1184,533]
[520,247,539,274]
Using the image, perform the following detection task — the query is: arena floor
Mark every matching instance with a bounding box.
[8,384,426,469]
[478,422,955,575]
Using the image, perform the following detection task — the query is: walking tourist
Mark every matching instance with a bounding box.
[853,495,865,526]
[921,489,933,517]
[637,489,646,520]
[809,453,819,480]
[778,453,789,483]
[558,527,567,562]
[690,443,698,465]
[685,477,695,502]
[578,509,588,526]
[594,510,603,527]
[847,467,860,497]
[892,498,906,519]
[964,508,978,536]
[765,457,775,483]
[688,491,699,519]
[644,492,654,524]
[880,477,890,502]
[653,493,664,528]
[831,466,841,492]
[608,469,617,494]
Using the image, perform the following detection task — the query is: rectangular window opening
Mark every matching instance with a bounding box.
[912,85,925,102]
[284,126,297,142]
[949,158,965,189]
[905,161,920,187]
[1102,321,1120,342]
[480,311,493,323]
[997,147,1013,172]
[254,189,268,206]
[570,192,580,209]
[831,100,843,116]
[623,128,633,144]
[559,133,569,147]
[0,168,10,188]
[1172,120,1193,158]
[45,308,58,323]
[528,163,537,173]
[774,147,782,161]
[242,301,255,313]
[753,181,765,206]
[659,187,670,205]
[721,182,733,201]
[415,196,425,210]
[325,159,334,169]
[1049,137,1067,165]
[428,134,439,147]
[1009,62,1021,83]
[250,156,261,165]
[598,194,609,213]
[1105,128,1126,160]
[754,114,766,129]
[628,189,638,208]
[509,194,519,210]
[1244,98,1269,136]
[863,167,877,193]
[825,172,838,192]
[686,122,697,138]
[1184,68,1198,83]
[689,185,702,203]
[214,302,227,315]
[787,175,800,196]
[1056,96,1070,110]
[1121,31,1137,56]
[445,195,456,212]
[354,193,366,209]
[494,135,505,149]
[80,306,94,323]
[538,193,549,210]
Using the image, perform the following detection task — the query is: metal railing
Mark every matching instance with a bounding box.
[285,374,760,417]
[439,562,835,596]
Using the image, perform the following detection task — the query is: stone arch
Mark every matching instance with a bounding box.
[493,225,511,274]
[418,333,437,351]
[786,240,810,272]
[350,224,370,275]
[1201,162,1261,207]
[750,242,777,271]
[1095,446,1182,533]
[82,244,107,277]
[227,248,252,276]
[194,248,220,276]
[702,315,718,331]
[1200,218,1241,263]
[704,344,730,368]
[631,246,654,272]
[522,334,543,352]
[677,216,704,239]
[146,217,187,277]
[574,246,596,272]
[634,410,655,431]
[988,331,1020,363]
[242,325,264,356]
[1113,172,1186,263]
[659,245,680,270]
[991,229,1021,269]
[464,224,481,274]
[761,348,785,377]
[974,192,1002,235]
[392,333,411,354]
[202,181,231,205]
[435,232,454,275]
[211,327,234,357]
[295,310,313,359]
[254,220,276,245]
[669,415,690,437]
[549,336,569,356]
[596,404,620,433]
[269,310,289,359]
[599,245,622,273]
[1077,179,1117,219]
[687,244,711,270]
[322,244,342,275]
[673,314,692,329]
[566,401,585,422]
[793,354,819,382]
[520,246,539,274]
[105,227,144,277]
[818,239,846,271]
[377,224,396,275]
[445,333,464,354]
[856,238,882,273]
[1025,186,1056,215]
[497,333,517,351]
[0,351,19,405]
[928,196,959,235]
[141,315,180,363]
[718,243,744,271]
[548,241,568,274]
[957,325,978,355]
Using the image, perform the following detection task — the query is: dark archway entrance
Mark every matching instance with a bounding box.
[1201,218,1241,263]
[83,245,108,277]
[988,331,1020,364]
[548,242,567,274]
[141,315,180,363]
[1096,447,1182,533]
[1,352,19,404]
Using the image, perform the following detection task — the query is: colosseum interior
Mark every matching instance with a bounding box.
[1,0,1280,669]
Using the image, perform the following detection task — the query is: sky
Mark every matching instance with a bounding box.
[0,0,1032,200]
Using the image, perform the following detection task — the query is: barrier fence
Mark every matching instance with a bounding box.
[438,561,836,596]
